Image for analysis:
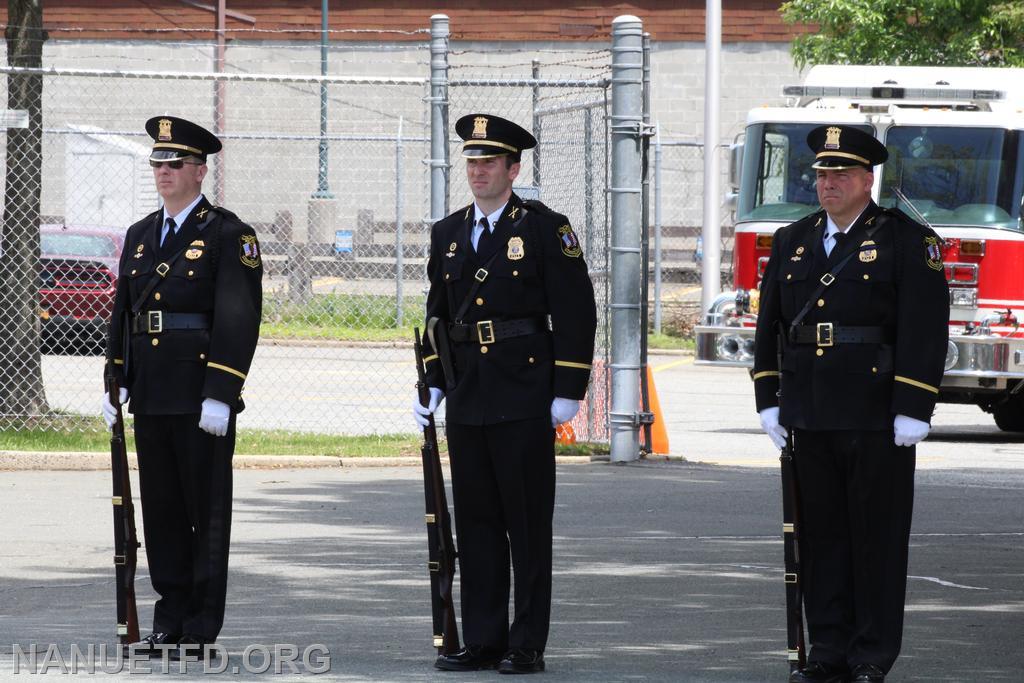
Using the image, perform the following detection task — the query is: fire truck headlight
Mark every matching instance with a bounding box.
[949,288,977,307]
[944,340,959,371]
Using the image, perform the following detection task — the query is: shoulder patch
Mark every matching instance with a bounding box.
[557,224,582,258]
[924,235,943,271]
[239,233,261,268]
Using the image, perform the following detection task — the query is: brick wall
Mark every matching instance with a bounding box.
[0,1,811,43]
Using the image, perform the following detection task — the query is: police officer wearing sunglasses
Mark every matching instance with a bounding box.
[101,116,263,659]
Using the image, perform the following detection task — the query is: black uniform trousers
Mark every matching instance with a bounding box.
[134,413,235,641]
[445,416,556,653]
[794,428,915,674]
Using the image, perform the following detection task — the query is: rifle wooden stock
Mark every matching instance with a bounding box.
[780,429,806,671]
[105,367,140,647]
[413,328,461,655]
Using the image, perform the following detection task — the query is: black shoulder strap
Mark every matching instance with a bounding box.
[129,244,191,316]
[453,250,501,323]
[789,221,885,331]
[129,209,224,315]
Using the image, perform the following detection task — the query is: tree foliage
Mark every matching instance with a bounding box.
[781,1,1024,68]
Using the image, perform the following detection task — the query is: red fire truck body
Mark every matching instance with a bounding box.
[695,65,1024,430]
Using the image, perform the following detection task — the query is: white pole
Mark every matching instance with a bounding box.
[701,1,722,314]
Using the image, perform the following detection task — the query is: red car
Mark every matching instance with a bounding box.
[39,224,124,354]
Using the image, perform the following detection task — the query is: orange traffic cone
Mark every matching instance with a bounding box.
[556,421,577,445]
[640,366,670,455]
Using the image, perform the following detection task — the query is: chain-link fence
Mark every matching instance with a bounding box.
[0,23,618,439]
[650,137,733,336]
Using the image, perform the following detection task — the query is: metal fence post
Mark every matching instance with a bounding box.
[429,14,450,223]
[653,125,663,335]
[395,116,405,327]
[608,15,644,463]
[532,58,541,189]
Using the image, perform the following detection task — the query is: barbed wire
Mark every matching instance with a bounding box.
[20,25,430,37]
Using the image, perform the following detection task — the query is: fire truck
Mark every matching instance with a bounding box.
[695,65,1024,430]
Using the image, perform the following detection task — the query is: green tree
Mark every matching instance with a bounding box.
[781,0,1024,68]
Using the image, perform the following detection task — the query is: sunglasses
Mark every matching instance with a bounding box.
[149,159,204,169]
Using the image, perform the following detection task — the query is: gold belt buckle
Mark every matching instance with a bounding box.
[477,320,495,345]
[147,310,163,334]
[816,322,833,347]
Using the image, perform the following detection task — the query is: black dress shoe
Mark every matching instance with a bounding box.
[434,645,504,671]
[169,634,212,661]
[789,661,850,683]
[131,632,180,657]
[851,663,885,682]
[498,649,545,675]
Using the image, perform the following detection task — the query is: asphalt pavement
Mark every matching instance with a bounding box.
[1,461,1022,681]
[3,358,1023,680]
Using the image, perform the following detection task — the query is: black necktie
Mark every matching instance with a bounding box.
[475,217,491,254]
[830,230,847,256]
[161,217,177,247]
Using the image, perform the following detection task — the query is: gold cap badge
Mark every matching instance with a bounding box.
[824,126,842,150]
[472,116,488,139]
[158,118,172,141]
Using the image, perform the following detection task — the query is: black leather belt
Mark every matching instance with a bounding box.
[449,316,550,345]
[789,323,893,347]
[131,311,211,334]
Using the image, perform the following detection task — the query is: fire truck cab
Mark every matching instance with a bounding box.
[695,65,1024,430]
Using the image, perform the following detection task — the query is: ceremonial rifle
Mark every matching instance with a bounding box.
[105,364,140,649]
[413,328,460,655]
[777,327,806,672]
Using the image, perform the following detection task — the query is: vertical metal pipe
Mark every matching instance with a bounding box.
[396,117,404,327]
[429,14,451,223]
[701,1,722,313]
[531,58,541,189]
[653,126,663,335]
[314,0,332,198]
[213,0,225,205]
[608,15,644,463]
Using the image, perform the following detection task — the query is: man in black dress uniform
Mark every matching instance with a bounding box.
[753,125,949,683]
[413,114,597,674]
[101,116,262,658]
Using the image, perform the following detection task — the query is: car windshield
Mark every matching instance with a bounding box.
[880,126,1023,230]
[736,122,874,222]
[41,232,117,258]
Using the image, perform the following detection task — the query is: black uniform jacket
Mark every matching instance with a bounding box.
[422,193,597,425]
[107,196,263,415]
[753,201,949,430]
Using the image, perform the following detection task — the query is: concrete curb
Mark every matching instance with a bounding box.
[0,451,628,471]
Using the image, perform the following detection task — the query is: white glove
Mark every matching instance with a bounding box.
[551,397,580,427]
[101,388,129,430]
[759,407,788,450]
[198,398,231,437]
[413,387,444,430]
[894,414,929,447]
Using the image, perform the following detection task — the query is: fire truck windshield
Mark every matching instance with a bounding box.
[737,123,1024,232]
[736,122,873,222]
[881,127,1023,230]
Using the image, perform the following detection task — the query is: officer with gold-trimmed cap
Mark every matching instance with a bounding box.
[101,115,262,660]
[752,123,948,683]
[454,113,537,160]
[146,115,223,163]
[413,113,596,675]
[807,124,889,170]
